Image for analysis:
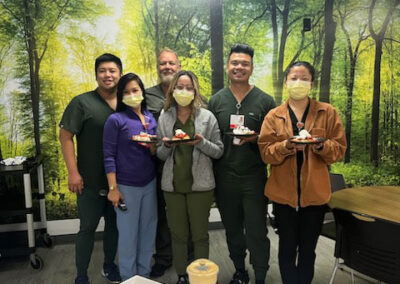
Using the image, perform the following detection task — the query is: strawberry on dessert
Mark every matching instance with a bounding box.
[172,129,190,140]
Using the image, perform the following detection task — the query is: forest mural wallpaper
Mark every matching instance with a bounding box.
[0,0,399,220]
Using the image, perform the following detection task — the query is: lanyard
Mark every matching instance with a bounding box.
[235,102,241,115]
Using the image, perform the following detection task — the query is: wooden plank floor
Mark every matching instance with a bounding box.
[0,228,375,284]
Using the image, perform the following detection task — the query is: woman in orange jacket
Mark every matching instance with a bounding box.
[258,61,346,284]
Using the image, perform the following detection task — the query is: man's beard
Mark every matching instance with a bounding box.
[160,73,174,84]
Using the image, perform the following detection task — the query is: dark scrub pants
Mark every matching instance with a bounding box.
[76,188,118,276]
[215,171,270,280]
[146,84,173,267]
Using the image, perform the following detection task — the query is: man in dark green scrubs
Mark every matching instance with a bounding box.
[59,54,122,284]
[208,44,276,284]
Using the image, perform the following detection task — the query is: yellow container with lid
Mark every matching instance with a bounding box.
[186,258,219,284]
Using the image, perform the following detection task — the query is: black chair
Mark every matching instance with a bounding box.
[329,209,400,284]
[320,173,346,240]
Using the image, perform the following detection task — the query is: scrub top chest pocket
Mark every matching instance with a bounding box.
[246,112,263,131]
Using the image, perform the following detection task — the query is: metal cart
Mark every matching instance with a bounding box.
[0,155,52,270]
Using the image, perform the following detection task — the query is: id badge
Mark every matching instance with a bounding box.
[230,114,244,129]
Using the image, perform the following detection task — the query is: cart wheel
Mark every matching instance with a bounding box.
[30,254,43,270]
[42,233,53,248]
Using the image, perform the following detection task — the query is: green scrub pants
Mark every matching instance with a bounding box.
[76,187,118,277]
[164,190,214,275]
[215,172,270,281]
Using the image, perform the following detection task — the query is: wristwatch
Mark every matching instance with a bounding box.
[109,185,116,191]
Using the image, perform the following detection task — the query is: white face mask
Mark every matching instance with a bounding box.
[286,80,312,100]
[122,94,143,108]
[173,89,195,107]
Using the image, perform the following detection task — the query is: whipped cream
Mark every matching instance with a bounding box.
[134,131,151,141]
[175,129,186,136]
[298,129,311,139]
[233,126,255,135]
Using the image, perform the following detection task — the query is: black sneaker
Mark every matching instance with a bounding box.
[74,276,89,284]
[101,263,122,283]
[229,270,250,284]
[150,263,172,277]
[176,274,189,284]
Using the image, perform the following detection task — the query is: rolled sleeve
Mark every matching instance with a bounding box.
[59,97,84,134]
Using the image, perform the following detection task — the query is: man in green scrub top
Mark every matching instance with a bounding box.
[208,44,276,284]
[59,53,122,284]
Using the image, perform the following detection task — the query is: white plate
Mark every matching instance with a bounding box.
[122,275,161,284]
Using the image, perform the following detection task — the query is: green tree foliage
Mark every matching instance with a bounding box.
[0,0,108,155]
[119,0,211,85]
[0,0,399,221]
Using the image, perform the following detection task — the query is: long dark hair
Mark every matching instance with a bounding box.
[116,73,147,112]
[163,70,205,116]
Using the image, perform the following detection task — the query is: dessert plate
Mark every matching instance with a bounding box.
[289,137,325,144]
[167,138,197,144]
[132,136,158,144]
[225,131,258,137]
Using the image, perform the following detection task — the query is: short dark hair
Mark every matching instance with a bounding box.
[116,73,147,112]
[95,53,123,74]
[229,44,254,59]
[285,61,315,82]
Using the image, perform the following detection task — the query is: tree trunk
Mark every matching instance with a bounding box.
[275,0,291,105]
[209,0,224,95]
[344,57,356,163]
[370,38,383,166]
[338,8,368,163]
[319,0,336,103]
[368,0,400,166]
[154,0,159,58]
[270,0,279,103]
[24,0,41,156]
[311,25,323,99]
[365,108,369,153]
